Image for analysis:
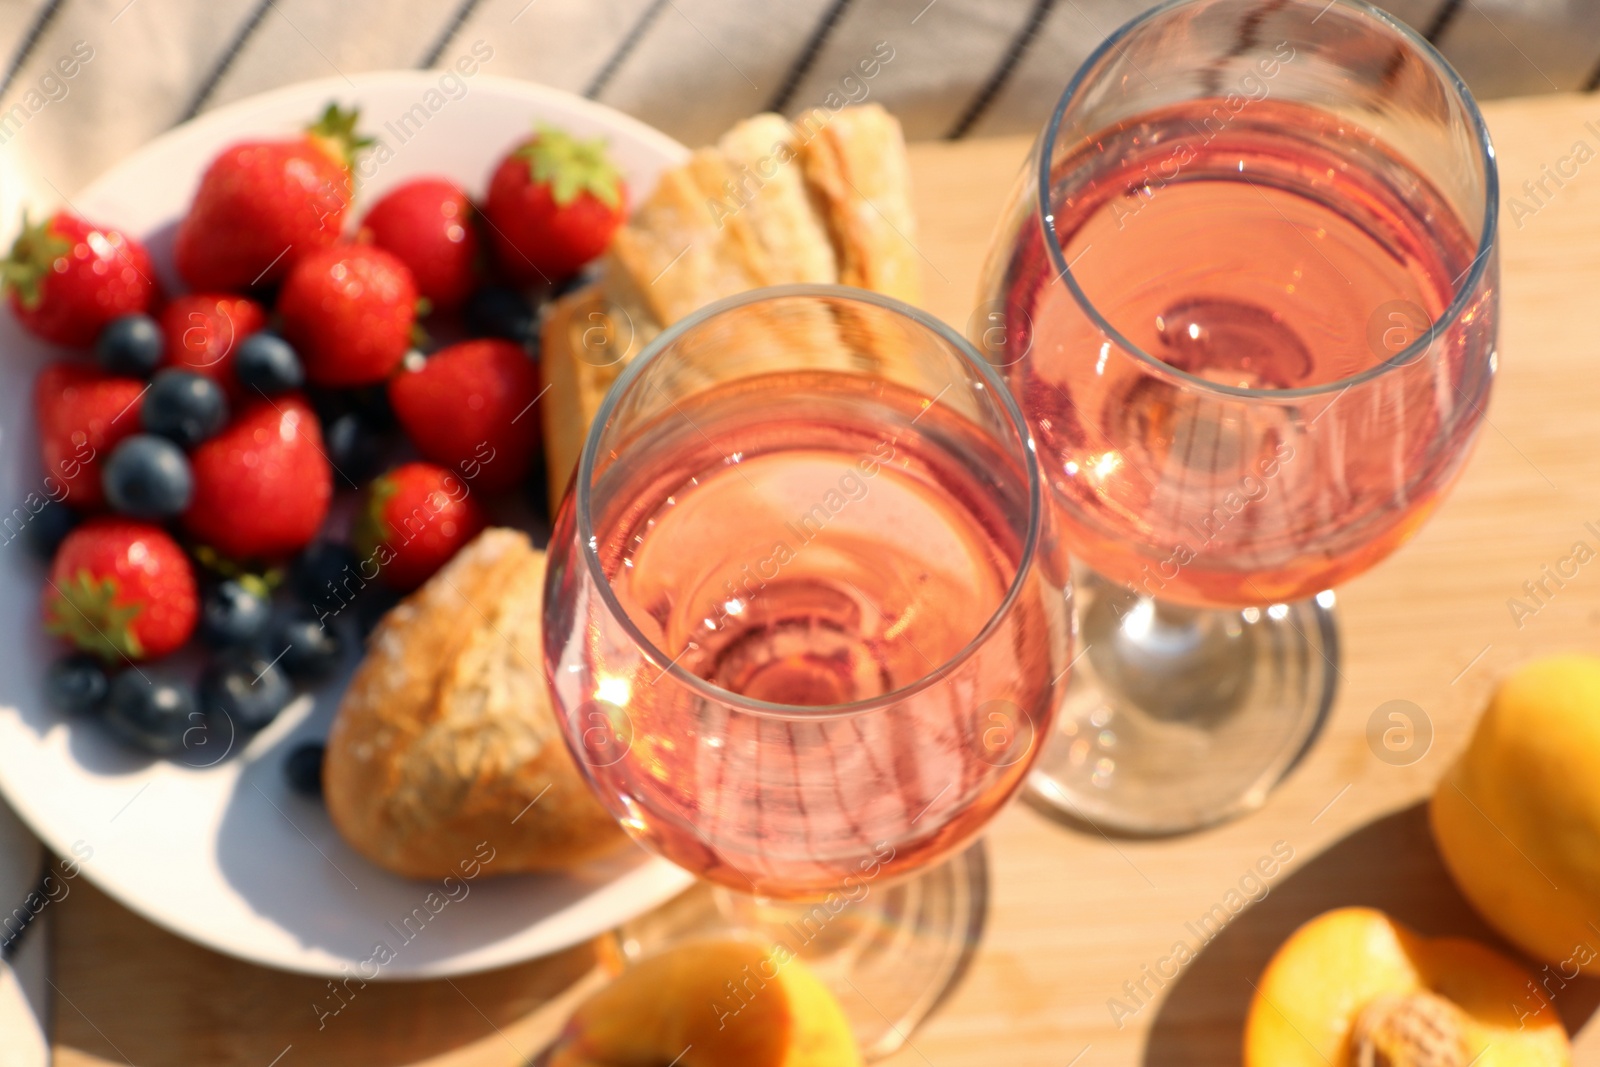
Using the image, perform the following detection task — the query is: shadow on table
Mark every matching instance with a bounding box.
[1142,801,1600,1065]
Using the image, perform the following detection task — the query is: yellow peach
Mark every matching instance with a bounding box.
[547,939,862,1067]
[1244,907,1569,1067]
[1432,655,1600,973]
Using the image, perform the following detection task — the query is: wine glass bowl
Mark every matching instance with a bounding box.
[999,101,1495,607]
[979,0,1498,833]
[542,286,1073,898]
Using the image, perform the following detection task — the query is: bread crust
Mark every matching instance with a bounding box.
[325,527,627,879]
[540,104,921,511]
[538,282,619,508]
[796,103,921,304]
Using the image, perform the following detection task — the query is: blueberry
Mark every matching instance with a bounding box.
[273,616,345,682]
[324,412,388,484]
[45,653,109,715]
[95,314,164,378]
[23,500,77,561]
[142,369,228,448]
[103,673,198,755]
[283,742,326,799]
[200,579,272,649]
[102,434,193,519]
[465,285,537,345]
[234,333,304,396]
[290,541,361,612]
[199,652,293,734]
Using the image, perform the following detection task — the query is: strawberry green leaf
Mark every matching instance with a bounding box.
[192,543,245,578]
[516,125,623,210]
[306,102,375,170]
[237,572,277,600]
[1,212,71,311]
[44,569,145,662]
[188,544,281,589]
[353,474,399,564]
[411,300,433,349]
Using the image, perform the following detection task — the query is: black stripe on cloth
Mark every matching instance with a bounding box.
[765,0,855,113]
[0,0,66,101]
[583,0,671,100]
[945,0,1058,140]
[418,0,487,68]
[175,0,274,123]
[1423,0,1463,43]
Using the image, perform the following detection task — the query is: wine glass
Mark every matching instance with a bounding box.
[541,285,1072,1054]
[976,0,1497,835]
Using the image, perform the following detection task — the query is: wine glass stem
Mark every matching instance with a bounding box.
[1026,566,1339,835]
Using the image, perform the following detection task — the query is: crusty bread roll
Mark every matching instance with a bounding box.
[325,527,626,878]
[540,103,921,510]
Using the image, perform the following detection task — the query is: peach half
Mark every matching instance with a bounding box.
[1244,907,1570,1067]
[547,939,862,1067]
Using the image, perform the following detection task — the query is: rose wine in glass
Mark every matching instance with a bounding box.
[542,286,1072,1052]
[595,372,1048,890]
[1013,96,1489,607]
[978,0,1497,833]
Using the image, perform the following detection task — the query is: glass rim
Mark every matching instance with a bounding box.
[1037,0,1500,402]
[575,283,1046,722]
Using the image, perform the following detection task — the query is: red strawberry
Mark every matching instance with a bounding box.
[3,212,159,346]
[388,339,541,493]
[277,244,417,387]
[354,462,487,591]
[182,394,332,560]
[44,518,198,661]
[34,363,147,511]
[174,104,371,291]
[358,178,481,314]
[484,125,627,285]
[159,293,266,394]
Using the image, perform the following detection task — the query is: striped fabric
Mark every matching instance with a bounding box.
[0,0,1592,200]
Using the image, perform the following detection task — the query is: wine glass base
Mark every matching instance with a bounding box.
[611,840,989,1060]
[1026,572,1339,836]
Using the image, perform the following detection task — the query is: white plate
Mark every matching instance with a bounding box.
[0,71,695,979]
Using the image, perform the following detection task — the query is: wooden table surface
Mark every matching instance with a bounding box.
[49,91,1600,1066]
